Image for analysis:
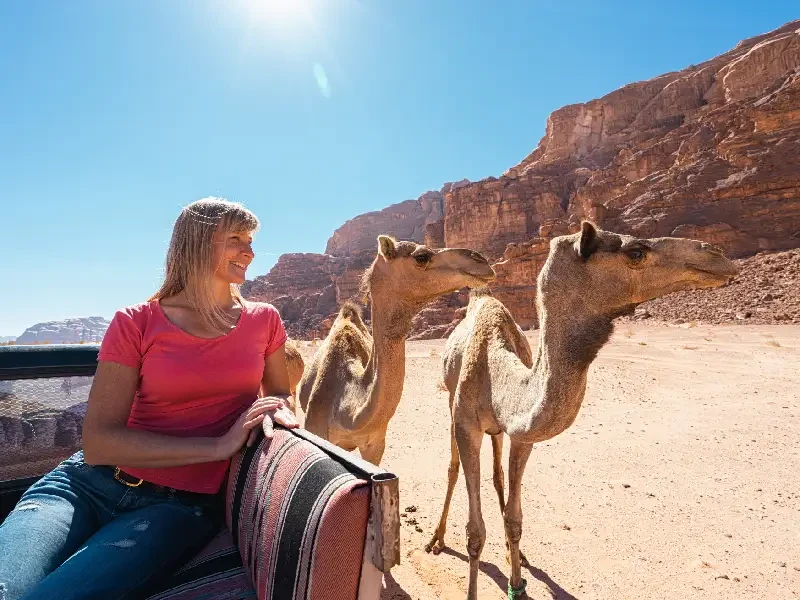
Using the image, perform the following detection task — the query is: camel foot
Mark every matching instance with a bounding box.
[424,534,446,555]
[508,577,527,599]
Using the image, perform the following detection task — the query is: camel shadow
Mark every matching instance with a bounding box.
[381,571,413,600]
[439,547,580,600]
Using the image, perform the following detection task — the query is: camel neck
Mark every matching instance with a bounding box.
[508,304,614,443]
[537,306,615,371]
[359,293,415,429]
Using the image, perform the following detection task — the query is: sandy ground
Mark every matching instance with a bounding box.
[297,324,800,599]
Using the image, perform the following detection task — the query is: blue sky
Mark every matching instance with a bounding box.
[1,1,797,336]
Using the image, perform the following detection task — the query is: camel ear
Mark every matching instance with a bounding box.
[377,235,396,259]
[576,221,599,261]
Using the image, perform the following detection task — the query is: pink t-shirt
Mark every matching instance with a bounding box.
[97,299,287,494]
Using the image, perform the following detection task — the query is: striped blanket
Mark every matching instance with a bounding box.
[147,428,371,600]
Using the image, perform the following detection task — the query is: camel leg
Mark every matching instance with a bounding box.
[360,435,386,466]
[505,439,534,595]
[456,422,485,600]
[492,433,530,567]
[425,418,460,555]
[491,433,505,512]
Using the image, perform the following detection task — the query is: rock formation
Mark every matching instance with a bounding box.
[240,253,345,302]
[244,20,800,338]
[442,20,800,260]
[15,316,110,345]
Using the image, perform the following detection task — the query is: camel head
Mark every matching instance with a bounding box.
[539,221,740,318]
[363,235,495,306]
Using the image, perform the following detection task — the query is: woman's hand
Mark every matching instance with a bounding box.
[216,396,300,459]
[216,397,284,459]
[260,398,299,440]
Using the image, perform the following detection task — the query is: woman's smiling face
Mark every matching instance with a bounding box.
[212,228,255,285]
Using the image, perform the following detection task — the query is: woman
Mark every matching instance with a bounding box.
[0,198,299,600]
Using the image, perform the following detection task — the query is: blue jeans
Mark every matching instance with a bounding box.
[0,451,222,600]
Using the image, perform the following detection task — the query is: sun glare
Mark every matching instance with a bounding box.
[244,0,310,26]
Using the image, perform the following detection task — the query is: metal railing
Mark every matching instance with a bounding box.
[0,344,100,380]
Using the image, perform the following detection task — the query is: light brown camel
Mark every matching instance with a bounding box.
[283,339,305,412]
[296,235,495,465]
[425,222,740,599]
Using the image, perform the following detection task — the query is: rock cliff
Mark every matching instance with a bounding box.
[244,20,800,338]
[442,20,800,260]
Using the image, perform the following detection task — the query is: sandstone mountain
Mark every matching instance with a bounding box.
[15,316,110,345]
[243,20,800,338]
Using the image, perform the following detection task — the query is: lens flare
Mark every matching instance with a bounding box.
[313,63,331,98]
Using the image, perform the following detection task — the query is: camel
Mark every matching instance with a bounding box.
[424,222,740,599]
[283,339,305,412]
[296,235,495,465]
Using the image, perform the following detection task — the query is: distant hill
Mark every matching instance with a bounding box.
[0,336,16,343]
[15,317,110,345]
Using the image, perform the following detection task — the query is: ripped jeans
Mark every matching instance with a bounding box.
[0,451,221,600]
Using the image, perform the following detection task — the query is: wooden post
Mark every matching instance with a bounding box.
[366,473,400,572]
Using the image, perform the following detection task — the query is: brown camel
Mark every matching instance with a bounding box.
[283,339,305,412]
[425,222,740,599]
[296,235,495,465]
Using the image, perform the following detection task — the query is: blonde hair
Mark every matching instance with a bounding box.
[151,197,260,334]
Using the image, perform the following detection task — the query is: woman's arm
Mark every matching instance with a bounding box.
[260,343,292,404]
[256,343,300,439]
[82,361,281,467]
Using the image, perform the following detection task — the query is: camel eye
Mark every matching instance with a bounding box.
[414,253,431,265]
[626,248,645,261]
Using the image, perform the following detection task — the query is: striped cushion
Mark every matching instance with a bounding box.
[145,529,254,599]
[225,429,371,600]
[147,428,372,600]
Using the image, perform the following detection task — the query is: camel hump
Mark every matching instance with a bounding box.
[338,301,365,324]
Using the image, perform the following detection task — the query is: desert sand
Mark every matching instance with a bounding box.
[296,323,799,599]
